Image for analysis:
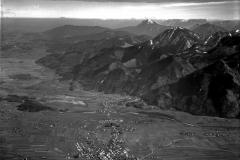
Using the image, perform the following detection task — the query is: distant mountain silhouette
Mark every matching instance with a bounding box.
[211,20,240,31]
[192,23,227,39]
[37,25,149,75]
[44,25,109,38]
[158,19,207,29]
[117,19,171,37]
[42,24,150,53]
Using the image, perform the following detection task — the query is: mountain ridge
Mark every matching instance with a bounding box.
[37,24,240,118]
[192,23,227,39]
[117,19,171,37]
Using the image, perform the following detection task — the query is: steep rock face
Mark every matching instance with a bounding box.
[142,32,240,118]
[179,30,240,68]
[152,27,201,52]
[146,53,240,118]
[204,31,228,46]
[97,56,196,97]
[120,27,201,67]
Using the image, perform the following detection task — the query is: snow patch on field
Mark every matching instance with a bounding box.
[47,95,87,106]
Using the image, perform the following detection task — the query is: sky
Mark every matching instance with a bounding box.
[1,0,240,20]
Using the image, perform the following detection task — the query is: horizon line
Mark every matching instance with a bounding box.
[2,17,240,21]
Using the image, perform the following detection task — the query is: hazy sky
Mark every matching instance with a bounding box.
[2,0,240,20]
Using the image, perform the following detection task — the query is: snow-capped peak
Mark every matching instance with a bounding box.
[139,19,158,26]
[151,27,200,51]
[145,19,154,24]
[149,40,153,45]
[172,26,184,30]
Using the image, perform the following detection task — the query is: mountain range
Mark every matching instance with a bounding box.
[37,20,240,118]
[191,23,227,40]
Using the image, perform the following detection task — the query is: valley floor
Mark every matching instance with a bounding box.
[0,48,240,160]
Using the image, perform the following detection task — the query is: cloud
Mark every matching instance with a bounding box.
[48,0,236,3]
[2,0,239,19]
[2,8,16,16]
[3,0,237,3]
[162,1,239,7]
